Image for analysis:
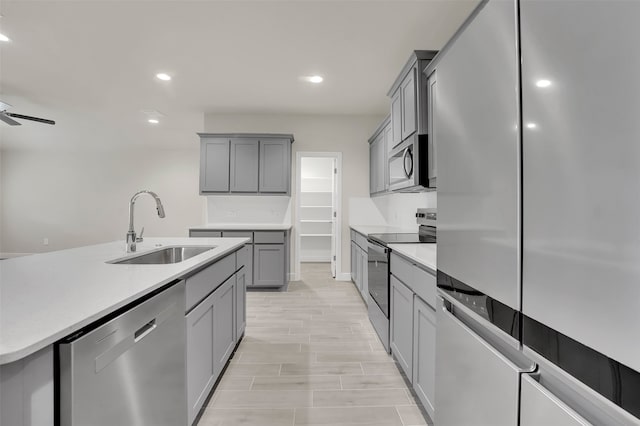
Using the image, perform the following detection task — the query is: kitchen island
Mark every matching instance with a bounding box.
[0,237,248,426]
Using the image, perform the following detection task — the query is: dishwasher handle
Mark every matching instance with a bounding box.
[134,319,157,342]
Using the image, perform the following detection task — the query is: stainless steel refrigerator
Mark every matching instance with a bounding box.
[434,0,640,424]
[434,0,532,424]
[520,0,640,423]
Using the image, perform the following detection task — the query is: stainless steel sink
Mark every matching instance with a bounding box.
[109,246,216,265]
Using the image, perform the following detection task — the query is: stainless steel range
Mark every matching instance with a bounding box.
[367,209,436,352]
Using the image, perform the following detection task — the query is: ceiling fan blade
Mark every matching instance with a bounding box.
[0,100,13,111]
[5,112,55,125]
[0,112,21,126]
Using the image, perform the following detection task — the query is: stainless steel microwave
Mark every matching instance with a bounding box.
[388,134,432,192]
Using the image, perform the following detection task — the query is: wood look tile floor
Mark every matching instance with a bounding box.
[199,263,432,426]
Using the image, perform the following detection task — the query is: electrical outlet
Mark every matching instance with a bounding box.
[43,238,49,246]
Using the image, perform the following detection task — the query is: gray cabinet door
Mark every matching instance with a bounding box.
[426,70,437,186]
[213,277,236,376]
[390,90,402,149]
[259,139,290,193]
[244,244,254,287]
[360,246,368,303]
[350,241,357,283]
[401,68,417,140]
[200,138,230,193]
[383,123,392,191]
[186,290,216,425]
[376,134,386,193]
[235,268,247,340]
[230,138,259,192]
[413,295,436,419]
[390,276,414,380]
[369,142,376,195]
[253,244,285,287]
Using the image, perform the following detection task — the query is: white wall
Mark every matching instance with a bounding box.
[203,113,383,279]
[0,148,205,254]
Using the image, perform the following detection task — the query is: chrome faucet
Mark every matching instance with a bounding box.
[126,190,166,252]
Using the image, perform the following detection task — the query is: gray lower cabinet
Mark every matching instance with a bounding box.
[253,244,285,287]
[350,241,358,283]
[390,275,414,381]
[190,229,289,289]
[413,295,436,419]
[185,250,245,425]
[200,138,230,193]
[230,139,259,192]
[212,277,236,374]
[390,252,437,420]
[186,289,217,426]
[235,267,247,339]
[349,230,369,304]
[198,133,294,195]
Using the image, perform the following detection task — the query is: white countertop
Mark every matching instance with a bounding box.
[350,225,417,236]
[191,223,292,231]
[0,237,248,365]
[388,244,437,273]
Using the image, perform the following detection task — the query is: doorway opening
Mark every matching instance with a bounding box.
[295,152,342,280]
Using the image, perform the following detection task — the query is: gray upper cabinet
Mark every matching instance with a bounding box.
[400,68,417,140]
[369,116,390,196]
[198,133,294,195]
[390,90,402,149]
[426,70,437,187]
[259,139,290,193]
[230,138,259,192]
[387,51,437,150]
[200,138,230,193]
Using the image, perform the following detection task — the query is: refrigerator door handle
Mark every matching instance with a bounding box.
[521,374,593,426]
[440,297,530,373]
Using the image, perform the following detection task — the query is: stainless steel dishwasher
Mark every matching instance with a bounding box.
[58,281,186,426]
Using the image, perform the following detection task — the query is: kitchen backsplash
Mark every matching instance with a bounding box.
[206,196,292,224]
[350,192,437,229]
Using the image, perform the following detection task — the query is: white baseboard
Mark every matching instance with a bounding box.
[288,272,300,282]
[335,272,352,282]
[0,252,32,259]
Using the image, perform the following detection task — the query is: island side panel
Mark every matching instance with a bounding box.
[0,346,54,426]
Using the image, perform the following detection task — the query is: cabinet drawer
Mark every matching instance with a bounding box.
[222,231,253,243]
[185,253,236,311]
[391,252,437,309]
[190,230,222,238]
[413,267,436,310]
[355,232,368,250]
[254,231,285,244]
[390,252,414,286]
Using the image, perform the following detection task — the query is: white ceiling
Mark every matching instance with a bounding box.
[0,0,479,150]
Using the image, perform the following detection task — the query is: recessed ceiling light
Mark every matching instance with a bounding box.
[526,122,537,129]
[156,73,171,81]
[301,75,323,84]
[0,33,10,42]
[536,79,551,88]
[148,118,159,124]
